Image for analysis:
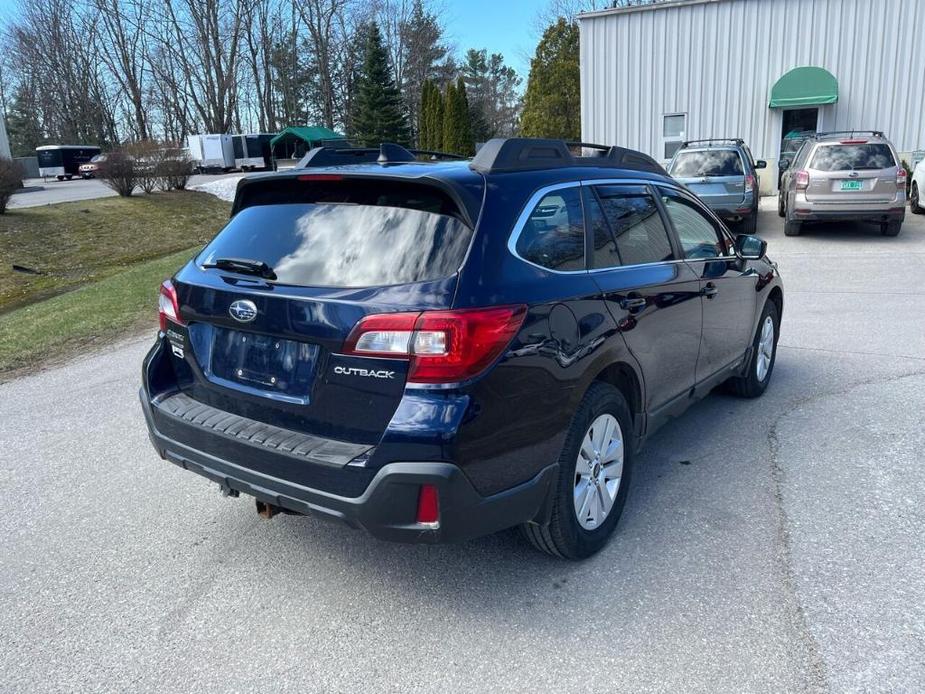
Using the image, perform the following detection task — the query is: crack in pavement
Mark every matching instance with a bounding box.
[763,367,925,694]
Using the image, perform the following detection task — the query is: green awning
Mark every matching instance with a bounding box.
[769,67,838,108]
[269,126,344,149]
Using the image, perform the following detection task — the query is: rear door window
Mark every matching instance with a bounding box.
[810,144,895,171]
[593,185,674,266]
[670,150,744,177]
[516,187,585,271]
[199,203,473,288]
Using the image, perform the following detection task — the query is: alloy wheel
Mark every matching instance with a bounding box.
[574,414,624,530]
[756,316,775,382]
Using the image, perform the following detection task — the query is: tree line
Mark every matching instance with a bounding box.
[0,0,610,159]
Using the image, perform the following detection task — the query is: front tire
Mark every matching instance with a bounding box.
[777,192,786,218]
[911,183,923,215]
[727,300,780,398]
[522,382,634,560]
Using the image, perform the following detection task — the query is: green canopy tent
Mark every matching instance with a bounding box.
[769,66,838,108]
[270,126,346,160]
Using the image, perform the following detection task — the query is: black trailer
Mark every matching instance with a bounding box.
[232,133,275,170]
[36,145,102,180]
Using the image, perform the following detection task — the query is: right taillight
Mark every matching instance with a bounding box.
[897,166,907,190]
[343,305,527,384]
[794,170,810,190]
[158,279,184,332]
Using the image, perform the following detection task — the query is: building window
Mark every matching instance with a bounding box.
[662,113,687,160]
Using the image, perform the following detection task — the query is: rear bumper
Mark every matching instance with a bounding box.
[790,207,905,223]
[140,389,557,543]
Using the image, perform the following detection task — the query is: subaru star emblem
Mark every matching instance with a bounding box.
[229,299,258,323]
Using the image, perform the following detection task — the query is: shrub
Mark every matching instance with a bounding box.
[158,154,194,191]
[98,151,137,197]
[0,158,25,214]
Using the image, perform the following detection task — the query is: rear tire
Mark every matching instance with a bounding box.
[740,213,758,235]
[784,219,802,236]
[521,382,634,560]
[910,183,922,214]
[727,300,779,398]
[881,220,902,237]
[777,192,786,218]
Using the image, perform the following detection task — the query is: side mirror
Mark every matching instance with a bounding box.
[736,234,767,260]
[755,160,767,169]
[779,158,791,171]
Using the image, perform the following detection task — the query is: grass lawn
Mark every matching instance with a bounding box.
[0,248,198,378]
[0,191,230,379]
[0,191,230,312]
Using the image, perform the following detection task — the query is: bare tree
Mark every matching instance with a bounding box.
[92,0,152,140]
[296,0,351,130]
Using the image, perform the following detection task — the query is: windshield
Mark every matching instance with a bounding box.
[670,150,744,177]
[810,144,896,171]
[198,203,472,288]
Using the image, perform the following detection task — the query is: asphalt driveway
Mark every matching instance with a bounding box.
[1,201,923,692]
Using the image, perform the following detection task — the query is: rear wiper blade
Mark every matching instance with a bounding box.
[203,257,277,280]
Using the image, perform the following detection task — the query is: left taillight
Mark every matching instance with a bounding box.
[158,279,184,332]
[343,305,527,385]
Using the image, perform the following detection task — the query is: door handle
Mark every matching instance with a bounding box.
[701,282,719,299]
[619,297,647,311]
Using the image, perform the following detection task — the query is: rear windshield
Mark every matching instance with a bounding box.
[810,144,895,171]
[198,203,472,287]
[670,150,744,177]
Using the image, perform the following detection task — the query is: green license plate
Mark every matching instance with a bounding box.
[840,180,863,191]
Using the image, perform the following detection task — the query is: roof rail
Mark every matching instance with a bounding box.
[681,138,745,147]
[469,138,665,175]
[814,130,884,139]
[298,142,467,168]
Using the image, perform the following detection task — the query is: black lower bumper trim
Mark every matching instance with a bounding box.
[141,390,558,544]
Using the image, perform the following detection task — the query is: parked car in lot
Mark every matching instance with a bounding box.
[79,154,107,179]
[910,157,925,215]
[140,138,783,559]
[778,130,906,236]
[667,138,766,234]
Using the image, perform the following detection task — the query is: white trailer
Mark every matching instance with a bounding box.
[186,134,235,172]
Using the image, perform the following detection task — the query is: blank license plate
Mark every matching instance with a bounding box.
[840,180,863,191]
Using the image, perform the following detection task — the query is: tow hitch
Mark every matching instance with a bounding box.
[255,499,282,519]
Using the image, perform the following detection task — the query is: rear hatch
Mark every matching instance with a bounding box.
[165,175,479,446]
[669,148,748,209]
[804,142,898,204]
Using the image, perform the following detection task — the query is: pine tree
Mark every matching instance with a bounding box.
[442,78,474,156]
[442,80,458,154]
[428,83,444,151]
[351,22,410,147]
[520,18,580,139]
[419,79,434,149]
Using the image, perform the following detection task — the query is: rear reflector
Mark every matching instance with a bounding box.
[344,305,527,384]
[416,484,440,525]
[158,279,184,331]
[795,170,810,190]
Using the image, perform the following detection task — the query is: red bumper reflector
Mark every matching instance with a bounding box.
[416,484,440,525]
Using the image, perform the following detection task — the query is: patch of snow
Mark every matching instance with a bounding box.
[191,176,243,202]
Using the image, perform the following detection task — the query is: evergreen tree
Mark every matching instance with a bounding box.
[419,79,434,149]
[428,81,444,151]
[351,22,409,147]
[442,78,474,156]
[520,18,580,139]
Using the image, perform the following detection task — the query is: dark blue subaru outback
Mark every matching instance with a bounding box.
[141,139,783,559]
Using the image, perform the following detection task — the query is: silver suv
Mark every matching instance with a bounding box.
[778,131,906,237]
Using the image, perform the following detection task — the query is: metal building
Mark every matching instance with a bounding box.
[0,113,11,160]
[579,0,925,193]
